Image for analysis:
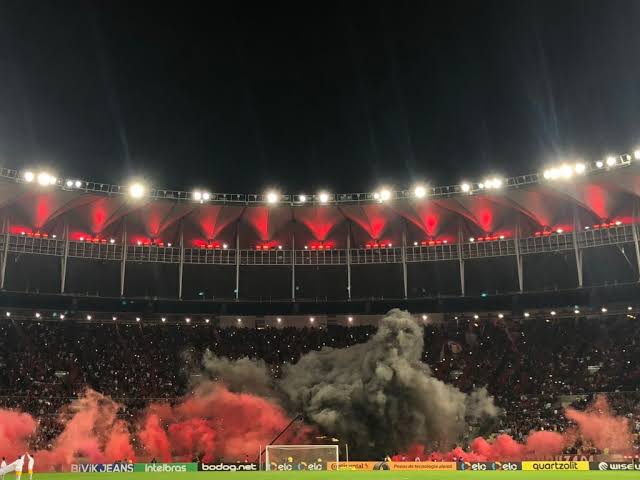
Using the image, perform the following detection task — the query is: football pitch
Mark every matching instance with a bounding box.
[30,472,636,480]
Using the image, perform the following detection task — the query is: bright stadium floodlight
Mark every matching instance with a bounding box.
[193,190,203,201]
[276,317,282,323]
[299,194,307,203]
[634,150,640,160]
[185,317,191,323]
[66,179,74,187]
[606,156,617,167]
[112,316,117,321]
[574,309,580,314]
[318,192,329,204]
[161,317,166,323]
[35,312,41,318]
[5,312,10,317]
[86,315,92,320]
[110,238,115,244]
[498,313,504,319]
[237,317,242,323]
[136,317,141,322]
[550,310,556,316]
[129,182,145,199]
[560,164,573,179]
[347,316,353,323]
[473,314,479,320]
[309,317,315,323]
[601,307,608,313]
[414,184,427,199]
[574,163,586,174]
[460,182,470,193]
[595,160,604,168]
[379,188,391,202]
[556,228,563,233]
[74,180,82,188]
[266,191,279,204]
[524,312,530,318]
[23,170,35,182]
[59,314,65,319]
[202,192,210,201]
[543,170,552,180]
[37,171,55,186]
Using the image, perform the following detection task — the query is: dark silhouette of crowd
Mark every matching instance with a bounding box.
[0,314,638,454]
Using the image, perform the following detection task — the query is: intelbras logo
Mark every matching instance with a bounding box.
[595,462,640,471]
[144,464,186,473]
[200,463,259,472]
[70,464,133,473]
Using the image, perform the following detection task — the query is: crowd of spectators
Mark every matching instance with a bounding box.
[0,313,638,455]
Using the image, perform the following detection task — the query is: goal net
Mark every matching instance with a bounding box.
[265,444,339,471]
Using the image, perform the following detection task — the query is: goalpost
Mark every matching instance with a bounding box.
[265,444,339,471]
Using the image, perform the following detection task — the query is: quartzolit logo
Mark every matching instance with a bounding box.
[200,463,258,472]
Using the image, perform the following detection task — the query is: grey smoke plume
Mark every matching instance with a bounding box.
[201,309,497,457]
[200,352,274,398]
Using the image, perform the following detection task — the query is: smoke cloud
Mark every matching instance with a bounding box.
[277,309,498,457]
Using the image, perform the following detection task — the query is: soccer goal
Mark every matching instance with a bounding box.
[265,444,339,471]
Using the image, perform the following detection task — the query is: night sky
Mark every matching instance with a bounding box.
[1,1,640,194]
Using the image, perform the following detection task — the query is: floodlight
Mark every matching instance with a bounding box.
[461,183,470,192]
[129,182,145,198]
[414,185,427,198]
[37,172,54,186]
[595,160,604,168]
[379,188,391,201]
[634,150,640,160]
[299,194,307,203]
[606,156,616,166]
[266,191,279,204]
[574,163,586,174]
[318,192,329,204]
[74,180,82,188]
[23,171,35,182]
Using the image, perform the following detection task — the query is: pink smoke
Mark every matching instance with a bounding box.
[394,395,632,461]
[565,394,633,453]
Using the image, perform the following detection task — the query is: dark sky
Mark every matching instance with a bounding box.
[1,1,640,194]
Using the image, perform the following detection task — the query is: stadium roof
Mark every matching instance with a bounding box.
[0,160,637,248]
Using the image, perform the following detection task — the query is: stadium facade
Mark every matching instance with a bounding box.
[1,157,640,318]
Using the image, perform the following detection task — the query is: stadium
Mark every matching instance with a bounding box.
[0,157,639,479]
[3,1,640,479]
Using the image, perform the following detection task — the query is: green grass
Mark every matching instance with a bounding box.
[29,472,638,480]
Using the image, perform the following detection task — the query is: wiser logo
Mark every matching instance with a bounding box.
[595,462,640,471]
